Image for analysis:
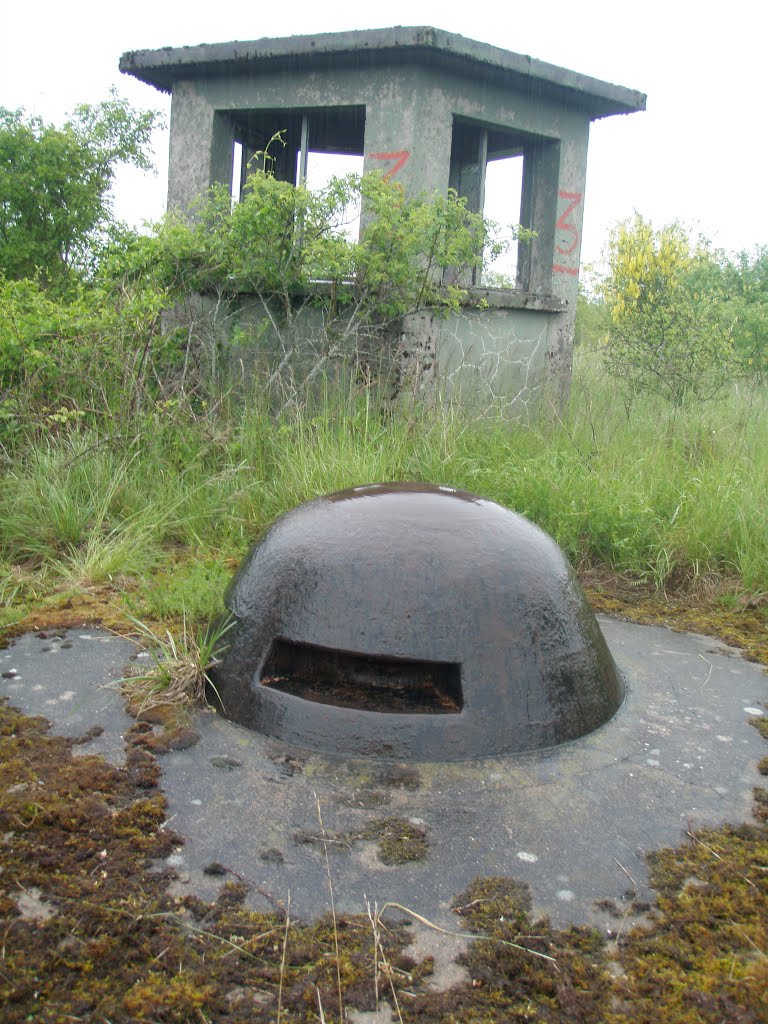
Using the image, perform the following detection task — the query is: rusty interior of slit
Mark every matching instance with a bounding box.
[259,638,463,714]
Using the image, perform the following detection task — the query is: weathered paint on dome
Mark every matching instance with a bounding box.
[209,483,624,760]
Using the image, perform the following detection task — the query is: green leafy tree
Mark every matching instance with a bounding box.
[0,269,169,439]
[599,214,735,407]
[0,92,162,289]
[714,246,768,383]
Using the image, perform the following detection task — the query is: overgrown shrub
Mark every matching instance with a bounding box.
[0,161,520,443]
[599,215,736,407]
[0,271,173,439]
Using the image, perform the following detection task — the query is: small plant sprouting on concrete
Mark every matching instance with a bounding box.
[120,613,234,713]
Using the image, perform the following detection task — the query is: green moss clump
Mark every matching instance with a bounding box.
[295,814,429,865]
[361,816,429,865]
[606,823,768,1023]
[123,972,216,1019]
[398,877,612,1024]
[452,876,532,934]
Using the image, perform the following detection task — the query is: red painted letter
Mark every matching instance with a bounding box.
[553,190,583,276]
[368,150,411,180]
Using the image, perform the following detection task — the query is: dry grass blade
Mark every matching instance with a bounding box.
[366,900,381,1010]
[277,892,291,1024]
[612,857,640,889]
[687,822,757,889]
[730,923,767,959]
[315,793,345,1023]
[377,900,558,967]
[367,899,404,1024]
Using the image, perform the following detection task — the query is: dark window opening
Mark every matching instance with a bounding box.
[230,105,365,205]
[228,107,365,240]
[260,638,463,714]
[449,117,555,291]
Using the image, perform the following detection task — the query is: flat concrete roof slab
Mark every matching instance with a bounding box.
[1,617,764,937]
[120,26,646,119]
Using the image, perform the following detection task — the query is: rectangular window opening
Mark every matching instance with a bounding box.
[233,106,364,176]
[297,151,364,242]
[230,106,365,241]
[482,153,524,288]
[230,140,243,204]
[450,117,546,291]
[260,638,463,714]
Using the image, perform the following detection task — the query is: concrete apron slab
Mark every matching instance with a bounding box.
[1,618,765,941]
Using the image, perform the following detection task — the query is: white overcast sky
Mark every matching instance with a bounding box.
[1,0,765,271]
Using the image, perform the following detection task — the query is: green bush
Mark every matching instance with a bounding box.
[599,215,736,406]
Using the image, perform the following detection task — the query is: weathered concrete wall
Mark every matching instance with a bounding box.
[180,60,590,211]
[167,82,234,213]
[438,308,550,415]
[181,292,566,418]
[206,297,403,403]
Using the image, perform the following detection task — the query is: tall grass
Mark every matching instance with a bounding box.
[1,355,766,625]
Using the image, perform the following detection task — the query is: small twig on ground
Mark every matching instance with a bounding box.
[698,653,714,690]
[222,864,287,917]
[613,857,640,890]
[452,898,494,913]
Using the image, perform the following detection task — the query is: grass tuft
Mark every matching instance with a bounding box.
[119,613,234,714]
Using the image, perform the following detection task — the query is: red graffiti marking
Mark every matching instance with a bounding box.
[553,189,583,276]
[368,150,411,179]
[555,190,582,255]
